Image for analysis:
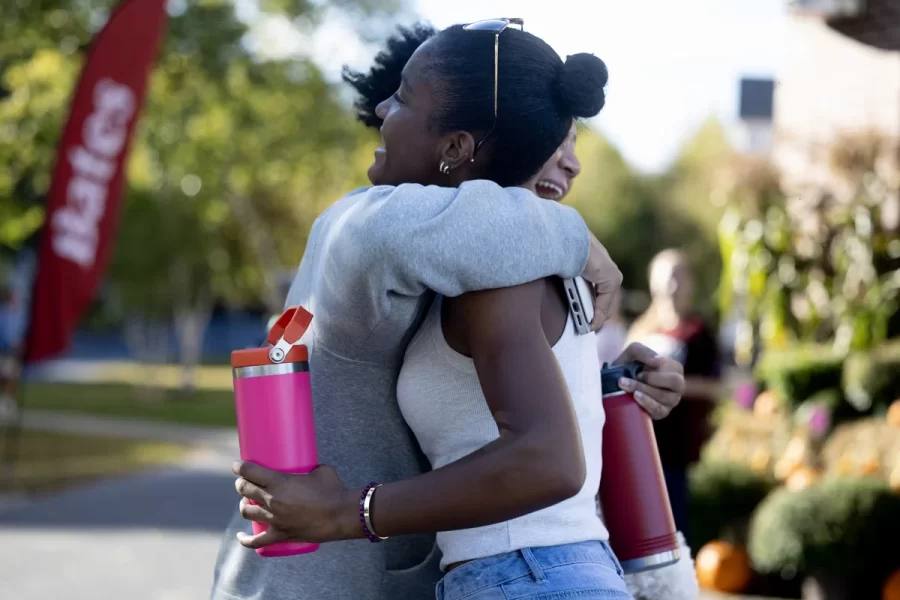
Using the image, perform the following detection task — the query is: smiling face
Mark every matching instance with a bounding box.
[524,124,580,201]
[367,42,446,187]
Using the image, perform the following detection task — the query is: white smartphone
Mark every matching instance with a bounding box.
[562,277,594,336]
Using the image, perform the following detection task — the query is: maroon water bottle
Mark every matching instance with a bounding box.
[599,361,680,573]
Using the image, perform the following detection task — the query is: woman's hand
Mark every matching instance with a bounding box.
[612,343,685,420]
[581,231,623,332]
[233,461,360,548]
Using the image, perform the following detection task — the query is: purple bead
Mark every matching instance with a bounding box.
[734,381,757,410]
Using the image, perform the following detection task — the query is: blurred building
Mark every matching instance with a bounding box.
[772,0,900,190]
[733,77,776,156]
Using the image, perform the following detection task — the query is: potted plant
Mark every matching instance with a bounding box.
[748,477,900,600]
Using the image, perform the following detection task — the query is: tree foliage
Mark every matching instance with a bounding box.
[2,2,730,366]
[717,132,900,354]
[0,0,388,323]
[567,126,721,315]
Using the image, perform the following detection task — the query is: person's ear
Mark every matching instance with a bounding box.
[437,130,477,173]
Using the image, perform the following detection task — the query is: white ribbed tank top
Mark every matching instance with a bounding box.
[397,294,609,570]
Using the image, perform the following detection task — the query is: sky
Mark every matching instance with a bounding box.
[248,0,790,173]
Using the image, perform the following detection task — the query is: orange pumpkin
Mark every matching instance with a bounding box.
[695,541,753,594]
[754,390,781,418]
[786,466,821,491]
[883,569,900,600]
[887,400,900,428]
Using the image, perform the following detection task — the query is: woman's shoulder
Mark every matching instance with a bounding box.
[443,279,560,351]
[442,280,547,329]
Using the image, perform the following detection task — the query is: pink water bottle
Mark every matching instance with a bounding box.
[231,306,318,557]
[599,362,680,573]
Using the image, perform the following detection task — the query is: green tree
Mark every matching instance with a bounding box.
[566,127,717,316]
[0,0,402,388]
[656,117,733,316]
[662,116,733,235]
[716,131,900,355]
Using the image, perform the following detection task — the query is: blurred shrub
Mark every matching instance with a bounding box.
[748,477,900,583]
[689,460,777,550]
[843,341,900,415]
[754,345,845,411]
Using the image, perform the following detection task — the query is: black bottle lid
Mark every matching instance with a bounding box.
[600,361,644,394]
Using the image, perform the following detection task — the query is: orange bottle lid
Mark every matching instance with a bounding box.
[231,306,313,368]
[231,345,308,368]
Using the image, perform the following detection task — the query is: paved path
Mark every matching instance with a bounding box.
[0,454,238,599]
[25,359,232,390]
[19,410,239,453]
[1,412,772,599]
[0,412,239,599]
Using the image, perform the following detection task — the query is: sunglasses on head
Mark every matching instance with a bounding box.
[462,18,524,157]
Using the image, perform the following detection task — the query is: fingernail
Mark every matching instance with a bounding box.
[619,377,634,391]
[634,390,647,402]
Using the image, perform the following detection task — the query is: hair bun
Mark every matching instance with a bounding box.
[555,53,608,118]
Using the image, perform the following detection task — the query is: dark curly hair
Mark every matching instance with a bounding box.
[341,22,438,129]
[342,21,608,187]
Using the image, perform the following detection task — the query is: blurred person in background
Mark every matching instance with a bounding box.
[0,282,18,424]
[212,19,634,600]
[627,249,721,545]
[0,263,28,425]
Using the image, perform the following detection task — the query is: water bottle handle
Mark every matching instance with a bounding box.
[266,306,313,363]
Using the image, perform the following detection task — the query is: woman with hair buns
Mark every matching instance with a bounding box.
[224,19,687,600]
[344,21,696,600]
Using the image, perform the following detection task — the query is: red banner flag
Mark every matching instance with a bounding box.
[24,0,167,364]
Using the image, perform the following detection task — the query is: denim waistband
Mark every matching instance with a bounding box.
[436,541,623,600]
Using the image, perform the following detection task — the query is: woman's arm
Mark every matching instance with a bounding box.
[344,182,591,297]
[366,282,585,536]
[233,281,586,545]
[683,376,720,401]
[682,325,722,401]
[309,181,620,358]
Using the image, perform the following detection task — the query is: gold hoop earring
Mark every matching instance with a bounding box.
[439,161,451,175]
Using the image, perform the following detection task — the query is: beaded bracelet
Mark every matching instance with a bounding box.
[359,482,388,543]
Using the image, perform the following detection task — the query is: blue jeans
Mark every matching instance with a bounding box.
[435,541,634,600]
